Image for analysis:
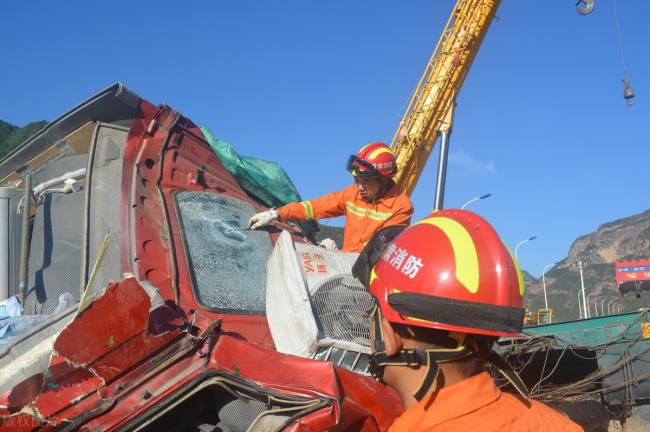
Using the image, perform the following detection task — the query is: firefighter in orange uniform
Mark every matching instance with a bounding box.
[248,142,413,253]
[355,210,583,431]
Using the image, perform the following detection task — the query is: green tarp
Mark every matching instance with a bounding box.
[200,126,317,238]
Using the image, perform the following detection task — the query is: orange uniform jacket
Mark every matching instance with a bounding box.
[387,372,583,432]
[277,183,413,253]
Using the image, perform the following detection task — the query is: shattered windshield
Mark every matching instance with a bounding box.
[175,191,273,313]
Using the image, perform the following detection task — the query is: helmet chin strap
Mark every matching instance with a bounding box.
[368,308,530,402]
[368,308,472,401]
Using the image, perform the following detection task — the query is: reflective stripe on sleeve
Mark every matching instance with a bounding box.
[300,201,315,220]
[345,201,393,221]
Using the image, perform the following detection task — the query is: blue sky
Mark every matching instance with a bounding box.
[2,1,648,277]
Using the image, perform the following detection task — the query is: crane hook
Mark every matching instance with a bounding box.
[576,0,595,15]
[623,80,635,107]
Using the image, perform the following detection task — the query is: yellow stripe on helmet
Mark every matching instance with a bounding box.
[416,216,480,294]
[368,147,392,161]
[357,143,374,155]
[369,268,378,286]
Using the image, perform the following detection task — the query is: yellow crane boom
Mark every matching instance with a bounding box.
[390,0,500,197]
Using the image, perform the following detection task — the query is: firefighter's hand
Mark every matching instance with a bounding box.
[319,238,339,251]
[248,209,278,229]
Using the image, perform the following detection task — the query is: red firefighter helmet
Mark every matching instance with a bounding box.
[346,142,397,179]
[369,209,526,338]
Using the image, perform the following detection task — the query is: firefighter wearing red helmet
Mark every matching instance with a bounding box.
[360,210,582,431]
[248,142,413,252]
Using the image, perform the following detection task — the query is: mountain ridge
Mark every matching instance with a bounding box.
[524,208,650,321]
[0,119,48,160]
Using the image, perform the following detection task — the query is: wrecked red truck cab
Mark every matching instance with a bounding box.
[0,84,402,431]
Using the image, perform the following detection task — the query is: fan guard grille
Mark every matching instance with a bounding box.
[311,274,375,348]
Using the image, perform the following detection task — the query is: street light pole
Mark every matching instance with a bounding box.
[461,193,492,210]
[617,303,623,314]
[583,287,600,318]
[579,261,588,318]
[576,289,583,319]
[515,236,537,261]
[541,262,556,310]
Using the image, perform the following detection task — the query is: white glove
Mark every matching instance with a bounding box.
[248,209,278,229]
[319,238,339,251]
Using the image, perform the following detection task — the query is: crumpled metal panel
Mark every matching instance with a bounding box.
[54,278,150,364]
[0,277,185,429]
[208,335,403,431]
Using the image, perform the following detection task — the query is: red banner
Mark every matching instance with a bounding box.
[615,259,650,284]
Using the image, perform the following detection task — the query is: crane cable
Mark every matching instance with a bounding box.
[611,0,635,105]
[612,0,629,81]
